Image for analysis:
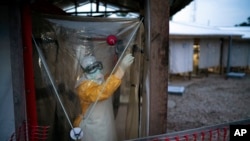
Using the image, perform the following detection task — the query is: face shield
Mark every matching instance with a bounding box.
[82,61,103,74]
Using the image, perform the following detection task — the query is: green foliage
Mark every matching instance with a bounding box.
[235,16,250,26]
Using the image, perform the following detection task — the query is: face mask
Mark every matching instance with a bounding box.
[85,69,104,84]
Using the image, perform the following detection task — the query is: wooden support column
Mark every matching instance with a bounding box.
[145,0,169,135]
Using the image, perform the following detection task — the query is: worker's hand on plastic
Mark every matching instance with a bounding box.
[119,53,134,71]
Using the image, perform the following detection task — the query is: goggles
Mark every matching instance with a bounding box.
[82,61,103,74]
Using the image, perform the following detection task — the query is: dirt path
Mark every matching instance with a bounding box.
[167,74,250,132]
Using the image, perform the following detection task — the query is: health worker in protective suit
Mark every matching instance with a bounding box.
[72,53,134,141]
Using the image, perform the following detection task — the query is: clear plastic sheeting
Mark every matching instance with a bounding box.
[32,15,144,141]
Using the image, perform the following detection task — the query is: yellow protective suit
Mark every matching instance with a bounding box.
[73,74,121,141]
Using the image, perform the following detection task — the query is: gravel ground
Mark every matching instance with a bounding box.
[167,74,250,133]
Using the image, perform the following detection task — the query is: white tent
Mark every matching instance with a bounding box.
[169,39,193,73]
[169,21,249,74]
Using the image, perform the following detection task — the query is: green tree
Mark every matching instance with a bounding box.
[235,16,250,26]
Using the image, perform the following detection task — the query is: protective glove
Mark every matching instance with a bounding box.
[119,53,134,72]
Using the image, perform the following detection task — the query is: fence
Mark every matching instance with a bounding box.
[9,121,50,141]
[127,118,250,141]
[9,119,250,141]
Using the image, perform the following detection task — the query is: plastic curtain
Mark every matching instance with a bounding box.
[32,14,143,141]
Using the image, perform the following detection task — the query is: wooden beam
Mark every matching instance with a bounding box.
[145,0,169,136]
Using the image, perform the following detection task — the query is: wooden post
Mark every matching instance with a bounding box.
[145,0,169,135]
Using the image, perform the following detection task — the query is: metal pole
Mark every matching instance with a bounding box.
[144,0,151,137]
[226,35,232,76]
[22,5,37,141]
